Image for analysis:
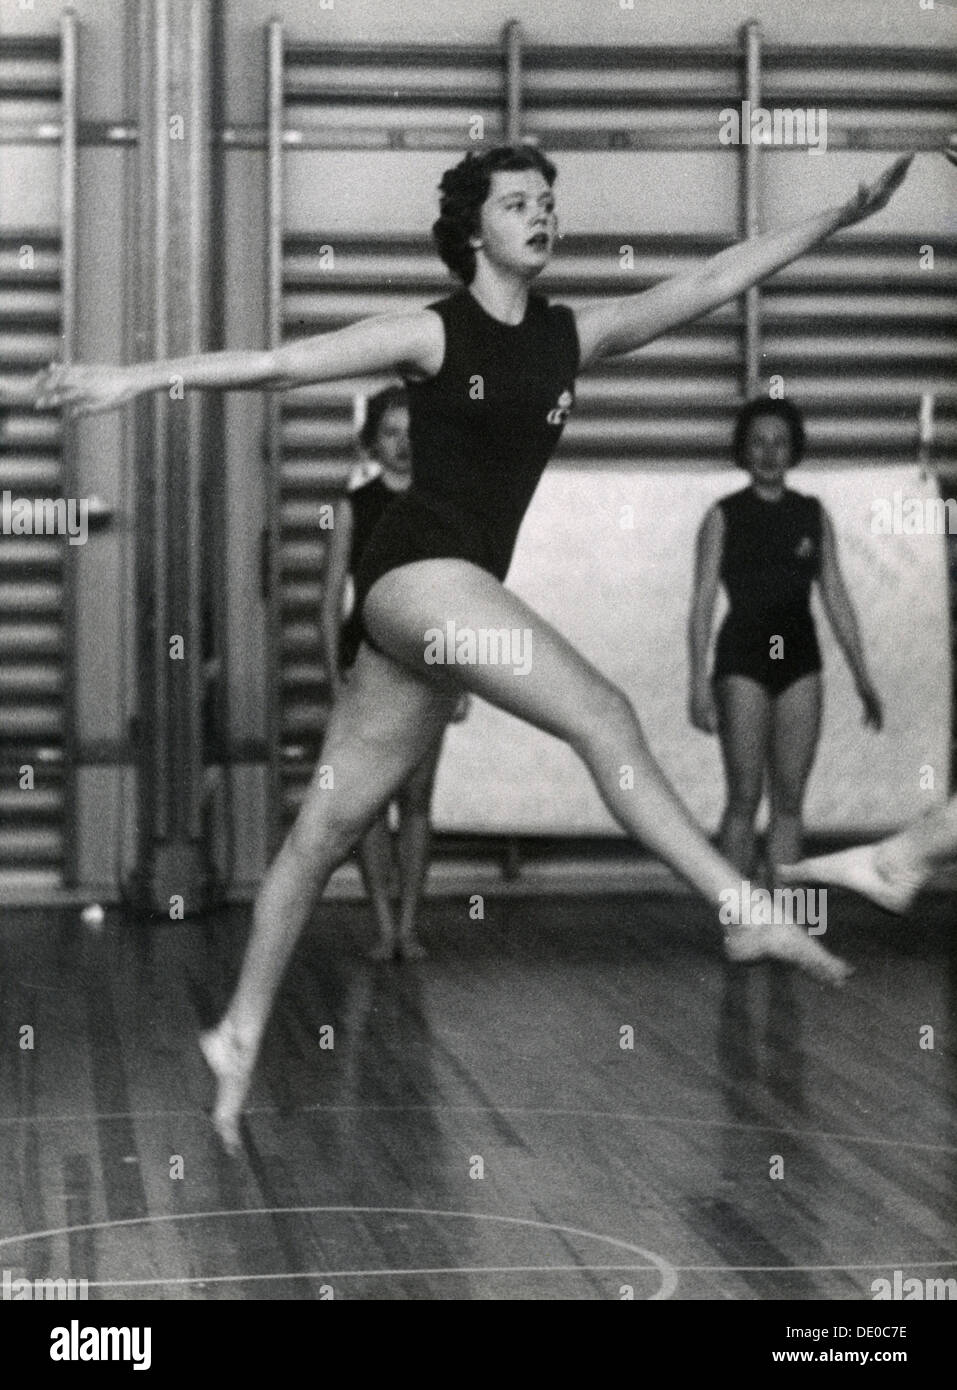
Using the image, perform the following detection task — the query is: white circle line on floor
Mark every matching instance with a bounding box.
[6,1255,957,1295]
[0,1207,679,1300]
[78,1264,672,1290]
[75,1255,957,1293]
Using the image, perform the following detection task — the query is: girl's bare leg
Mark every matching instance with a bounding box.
[359,815,402,960]
[205,560,852,1151]
[364,561,851,983]
[201,642,458,1150]
[393,737,444,959]
[767,673,821,880]
[714,676,772,876]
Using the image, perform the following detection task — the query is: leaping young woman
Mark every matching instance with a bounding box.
[36,144,913,1152]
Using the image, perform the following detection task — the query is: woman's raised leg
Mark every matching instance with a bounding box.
[364,560,852,984]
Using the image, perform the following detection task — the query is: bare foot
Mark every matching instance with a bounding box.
[778,845,925,915]
[199,1021,257,1156]
[724,922,852,988]
[397,936,427,961]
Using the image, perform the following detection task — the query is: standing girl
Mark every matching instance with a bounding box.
[689,397,883,884]
[322,385,454,960]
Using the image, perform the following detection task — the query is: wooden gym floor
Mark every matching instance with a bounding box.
[0,890,954,1301]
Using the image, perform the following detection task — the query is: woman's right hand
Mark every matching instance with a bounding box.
[33,362,142,418]
[690,683,718,735]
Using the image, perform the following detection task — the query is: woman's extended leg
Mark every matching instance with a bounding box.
[201,641,458,1149]
[714,676,772,877]
[364,560,851,981]
[767,673,821,880]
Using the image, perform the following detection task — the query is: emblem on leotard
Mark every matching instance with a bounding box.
[546,389,574,426]
[795,536,815,558]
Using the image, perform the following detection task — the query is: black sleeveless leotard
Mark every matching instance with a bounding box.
[338,470,403,670]
[712,486,823,696]
[352,289,579,640]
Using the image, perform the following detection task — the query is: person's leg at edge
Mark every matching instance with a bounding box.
[365,561,852,984]
[714,675,771,877]
[359,813,403,960]
[392,736,444,959]
[905,795,957,868]
[780,793,957,913]
[201,639,459,1150]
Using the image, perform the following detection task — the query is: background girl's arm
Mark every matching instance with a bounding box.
[574,156,911,368]
[688,504,725,734]
[816,506,883,729]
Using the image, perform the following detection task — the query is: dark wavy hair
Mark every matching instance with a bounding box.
[432,145,557,285]
[732,397,806,470]
[360,384,408,453]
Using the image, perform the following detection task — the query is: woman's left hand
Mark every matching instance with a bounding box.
[857,679,884,731]
[837,154,913,231]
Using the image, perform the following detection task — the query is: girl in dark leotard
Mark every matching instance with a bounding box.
[332,388,415,677]
[689,398,883,884]
[322,385,456,961]
[36,144,912,1151]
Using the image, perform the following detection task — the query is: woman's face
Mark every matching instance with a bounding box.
[372,404,411,476]
[742,412,794,488]
[472,169,557,280]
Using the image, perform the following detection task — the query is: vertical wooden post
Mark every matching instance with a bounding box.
[502,17,524,883]
[742,19,762,401]
[60,10,79,885]
[264,18,284,854]
[503,20,523,145]
[127,0,217,911]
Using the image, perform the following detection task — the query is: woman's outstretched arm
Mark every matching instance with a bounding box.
[33,311,444,418]
[574,155,912,368]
